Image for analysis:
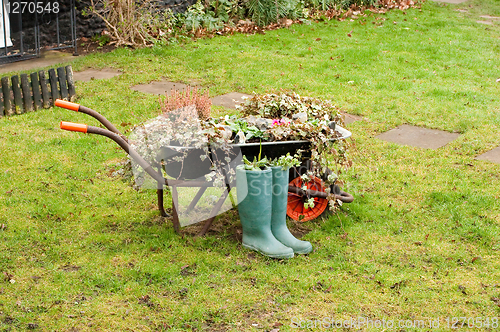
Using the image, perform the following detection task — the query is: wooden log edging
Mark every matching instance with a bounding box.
[0,65,76,117]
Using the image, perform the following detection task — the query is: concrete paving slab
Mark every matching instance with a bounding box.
[477,20,494,25]
[130,80,196,95]
[376,125,460,149]
[73,68,122,82]
[211,92,252,109]
[0,50,76,75]
[476,147,500,164]
[343,113,363,124]
[480,15,500,19]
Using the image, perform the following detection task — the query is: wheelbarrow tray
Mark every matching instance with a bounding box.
[158,125,352,180]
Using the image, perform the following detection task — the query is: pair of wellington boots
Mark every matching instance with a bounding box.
[236,166,313,259]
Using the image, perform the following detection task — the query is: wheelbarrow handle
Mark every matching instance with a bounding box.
[60,121,88,133]
[60,121,165,185]
[55,99,80,111]
[55,99,125,139]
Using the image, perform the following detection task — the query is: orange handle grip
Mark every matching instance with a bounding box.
[60,121,88,133]
[55,99,80,111]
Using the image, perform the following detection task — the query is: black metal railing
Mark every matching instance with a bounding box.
[1,0,77,64]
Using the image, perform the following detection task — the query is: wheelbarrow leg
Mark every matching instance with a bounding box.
[156,166,170,217]
[157,188,170,217]
[197,189,230,237]
[197,167,236,236]
[198,217,216,237]
[185,186,208,214]
[171,186,181,233]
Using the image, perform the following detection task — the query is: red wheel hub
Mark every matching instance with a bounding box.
[287,176,328,222]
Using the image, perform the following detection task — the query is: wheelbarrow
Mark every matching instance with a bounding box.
[55,99,353,235]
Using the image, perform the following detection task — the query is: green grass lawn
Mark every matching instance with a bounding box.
[1,0,500,330]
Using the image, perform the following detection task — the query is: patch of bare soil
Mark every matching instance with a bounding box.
[176,209,243,241]
[159,208,313,241]
[58,37,118,56]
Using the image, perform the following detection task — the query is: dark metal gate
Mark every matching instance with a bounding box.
[1,0,77,64]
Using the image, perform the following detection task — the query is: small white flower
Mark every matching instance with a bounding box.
[327,173,338,182]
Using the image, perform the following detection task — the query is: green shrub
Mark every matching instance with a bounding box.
[182,1,225,32]
[246,0,302,26]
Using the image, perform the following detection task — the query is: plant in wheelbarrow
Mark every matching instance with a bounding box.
[231,91,354,222]
[236,151,312,258]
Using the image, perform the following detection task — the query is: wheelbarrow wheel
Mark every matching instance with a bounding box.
[287,175,329,222]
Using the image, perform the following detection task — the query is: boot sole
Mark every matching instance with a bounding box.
[242,243,294,259]
[294,245,313,255]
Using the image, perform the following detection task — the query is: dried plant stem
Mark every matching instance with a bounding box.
[160,87,212,120]
[89,0,152,47]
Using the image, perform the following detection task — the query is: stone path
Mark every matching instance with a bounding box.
[343,113,363,124]
[73,68,122,82]
[480,15,500,19]
[129,80,251,109]
[131,80,194,95]
[476,147,500,164]
[211,92,251,109]
[47,69,500,165]
[477,15,499,25]
[376,125,460,150]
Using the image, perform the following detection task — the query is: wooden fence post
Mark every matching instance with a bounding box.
[39,71,51,109]
[11,75,23,115]
[57,67,69,100]
[48,69,60,104]
[31,72,43,111]
[1,77,12,116]
[66,65,76,101]
[20,74,34,112]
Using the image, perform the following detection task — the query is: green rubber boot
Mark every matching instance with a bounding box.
[236,167,294,259]
[271,166,313,254]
